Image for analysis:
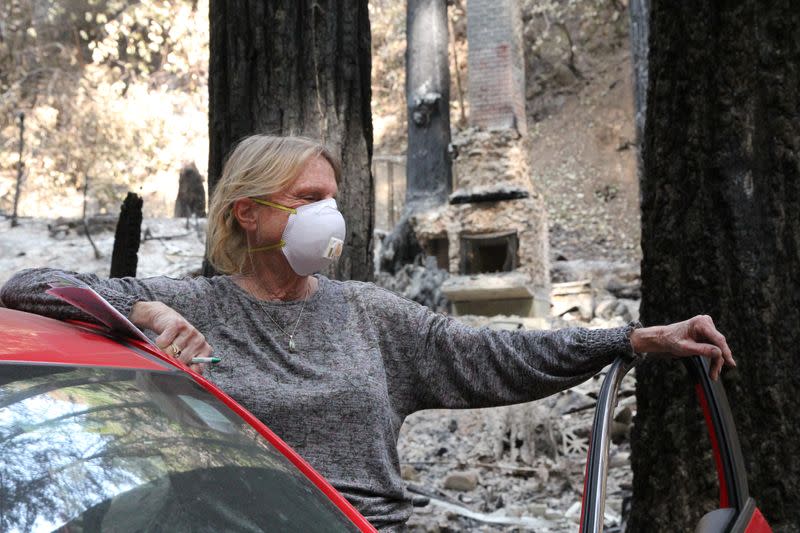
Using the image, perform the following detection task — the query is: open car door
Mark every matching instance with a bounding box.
[579,356,772,533]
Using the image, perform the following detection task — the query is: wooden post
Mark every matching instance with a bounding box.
[81,175,102,259]
[11,112,25,228]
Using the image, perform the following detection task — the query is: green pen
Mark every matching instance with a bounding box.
[191,357,221,364]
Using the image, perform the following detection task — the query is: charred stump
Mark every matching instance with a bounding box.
[174,162,206,218]
[110,193,143,278]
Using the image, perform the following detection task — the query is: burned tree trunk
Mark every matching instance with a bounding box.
[405,0,452,208]
[377,0,452,279]
[630,1,800,530]
[174,162,206,218]
[110,193,143,278]
[207,0,373,281]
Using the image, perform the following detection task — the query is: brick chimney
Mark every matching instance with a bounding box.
[466,0,527,134]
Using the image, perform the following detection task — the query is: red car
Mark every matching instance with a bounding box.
[0,308,376,532]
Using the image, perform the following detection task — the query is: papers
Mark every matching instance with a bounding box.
[46,273,155,347]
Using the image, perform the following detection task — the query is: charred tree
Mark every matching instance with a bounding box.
[110,193,143,278]
[174,162,206,218]
[405,0,452,208]
[207,0,373,281]
[630,1,800,531]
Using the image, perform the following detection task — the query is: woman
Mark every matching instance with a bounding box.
[0,135,734,531]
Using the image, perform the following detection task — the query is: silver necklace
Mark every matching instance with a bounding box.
[253,282,311,353]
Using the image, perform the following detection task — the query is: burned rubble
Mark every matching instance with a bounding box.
[388,259,640,532]
[395,303,638,532]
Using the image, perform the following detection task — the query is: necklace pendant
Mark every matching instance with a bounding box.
[288,337,297,353]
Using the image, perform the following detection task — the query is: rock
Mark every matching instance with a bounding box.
[611,406,633,444]
[614,406,633,424]
[609,451,631,469]
[536,464,549,484]
[550,259,640,299]
[401,464,421,481]
[529,503,548,517]
[552,389,595,415]
[610,420,630,444]
[551,280,593,320]
[376,256,450,312]
[565,501,582,519]
[594,295,633,321]
[611,300,632,321]
[593,296,617,319]
[619,297,640,321]
[545,508,562,520]
[443,471,479,492]
[174,162,206,218]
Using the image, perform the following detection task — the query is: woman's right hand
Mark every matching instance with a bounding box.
[130,301,212,372]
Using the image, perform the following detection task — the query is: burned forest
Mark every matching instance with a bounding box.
[1,0,797,531]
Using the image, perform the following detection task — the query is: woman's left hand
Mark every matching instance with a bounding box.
[629,315,736,380]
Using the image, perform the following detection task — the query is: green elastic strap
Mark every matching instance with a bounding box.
[250,197,298,214]
[248,240,286,253]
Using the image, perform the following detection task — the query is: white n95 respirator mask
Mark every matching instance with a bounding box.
[248,197,346,276]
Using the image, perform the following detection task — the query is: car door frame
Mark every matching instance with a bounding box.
[579,355,771,533]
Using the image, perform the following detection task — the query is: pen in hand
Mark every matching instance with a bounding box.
[191,357,221,364]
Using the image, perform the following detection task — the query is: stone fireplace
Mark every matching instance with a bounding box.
[375,0,550,318]
[411,128,550,317]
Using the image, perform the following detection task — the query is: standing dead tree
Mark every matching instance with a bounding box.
[174,162,206,219]
[405,0,452,209]
[110,192,144,278]
[630,1,800,530]
[206,0,373,281]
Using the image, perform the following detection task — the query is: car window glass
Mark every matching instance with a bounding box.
[0,365,359,533]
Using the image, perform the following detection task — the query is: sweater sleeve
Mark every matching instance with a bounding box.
[0,267,213,329]
[361,283,636,414]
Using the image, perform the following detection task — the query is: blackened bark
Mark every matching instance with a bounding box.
[207,0,373,281]
[110,193,143,278]
[406,0,452,208]
[630,1,800,531]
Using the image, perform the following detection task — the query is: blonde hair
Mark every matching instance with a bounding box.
[206,134,341,274]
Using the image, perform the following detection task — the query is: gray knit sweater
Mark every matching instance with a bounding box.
[0,268,636,530]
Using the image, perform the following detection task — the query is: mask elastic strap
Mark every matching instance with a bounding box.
[248,240,286,253]
[250,198,298,214]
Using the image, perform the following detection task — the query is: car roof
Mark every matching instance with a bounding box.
[0,308,173,371]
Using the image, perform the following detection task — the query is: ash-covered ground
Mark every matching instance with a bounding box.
[400,314,637,532]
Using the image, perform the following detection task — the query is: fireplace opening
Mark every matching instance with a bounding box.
[459,231,518,275]
[424,236,450,271]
